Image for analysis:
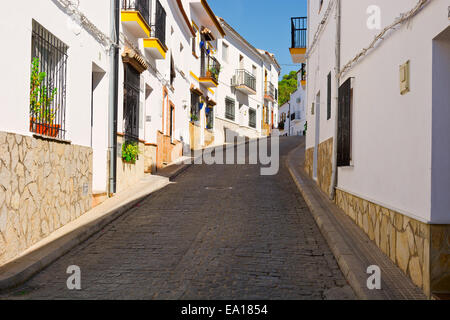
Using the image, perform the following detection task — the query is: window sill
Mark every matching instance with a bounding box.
[338,165,355,169]
[33,133,71,144]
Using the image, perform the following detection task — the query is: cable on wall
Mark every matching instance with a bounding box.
[338,0,430,78]
[306,0,337,58]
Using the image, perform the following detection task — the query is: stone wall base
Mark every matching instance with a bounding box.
[189,123,202,151]
[0,131,92,266]
[204,129,214,148]
[156,131,182,169]
[304,138,333,194]
[318,138,333,194]
[335,188,450,297]
[116,135,145,193]
[144,144,157,174]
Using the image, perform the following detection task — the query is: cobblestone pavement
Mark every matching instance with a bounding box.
[0,137,355,299]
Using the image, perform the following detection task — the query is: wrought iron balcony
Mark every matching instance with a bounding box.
[264,81,275,101]
[291,17,307,49]
[121,0,151,38]
[232,69,256,95]
[290,17,307,63]
[151,0,166,47]
[143,0,167,59]
[300,63,306,86]
[200,51,220,87]
[122,0,150,26]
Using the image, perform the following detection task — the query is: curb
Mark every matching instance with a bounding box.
[0,163,191,292]
[285,142,426,300]
[285,143,377,300]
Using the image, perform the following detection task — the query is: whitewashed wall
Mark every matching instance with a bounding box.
[306,0,450,223]
[0,0,111,193]
[215,29,264,141]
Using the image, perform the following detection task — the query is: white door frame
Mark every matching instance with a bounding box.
[313,92,320,180]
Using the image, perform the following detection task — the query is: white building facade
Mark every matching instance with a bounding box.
[0,0,111,265]
[279,67,307,136]
[0,0,282,266]
[294,0,450,296]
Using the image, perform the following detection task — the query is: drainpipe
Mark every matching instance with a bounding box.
[329,0,341,200]
[288,102,291,136]
[108,0,120,196]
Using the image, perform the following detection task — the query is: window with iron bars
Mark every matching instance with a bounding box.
[249,108,256,128]
[30,20,68,140]
[191,92,201,122]
[225,97,235,121]
[206,107,214,129]
[123,63,140,142]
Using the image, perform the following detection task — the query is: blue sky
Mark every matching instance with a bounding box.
[208,0,307,80]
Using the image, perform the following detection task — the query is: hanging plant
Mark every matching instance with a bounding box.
[199,102,204,110]
[205,107,211,114]
[122,142,139,164]
[200,41,205,49]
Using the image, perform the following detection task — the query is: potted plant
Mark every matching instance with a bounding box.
[30,58,59,137]
[122,141,139,164]
[190,113,199,122]
[208,66,221,80]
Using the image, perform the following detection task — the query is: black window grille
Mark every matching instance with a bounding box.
[122,0,150,27]
[152,0,166,47]
[123,63,140,142]
[291,17,307,49]
[249,108,256,128]
[170,54,175,86]
[225,97,235,121]
[201,49,221,82]
[337,78,352,167]
[191,92,200,122]
[327,72,332,120]
[30,20,68,140]
[206,107,214,129]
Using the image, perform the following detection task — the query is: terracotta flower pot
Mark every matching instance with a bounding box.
[30,118,60,138]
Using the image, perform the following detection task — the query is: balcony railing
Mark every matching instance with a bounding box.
[122,0,150,27]
[201,52,221,82]
[264,81,275,100]
[150,0,166,47]
[300,63,306,81]
[234,69,256,92]
[291,17,307,49]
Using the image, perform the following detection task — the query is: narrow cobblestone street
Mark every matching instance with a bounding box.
[1,137,354,300]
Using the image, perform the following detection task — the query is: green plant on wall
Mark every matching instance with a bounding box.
[30,57,58,123]
[208,65,221,80]
[122,142,139,163]
[190,113,199,122]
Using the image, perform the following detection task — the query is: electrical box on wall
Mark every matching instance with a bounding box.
[399,60,410,95]
[311,102,315,115]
